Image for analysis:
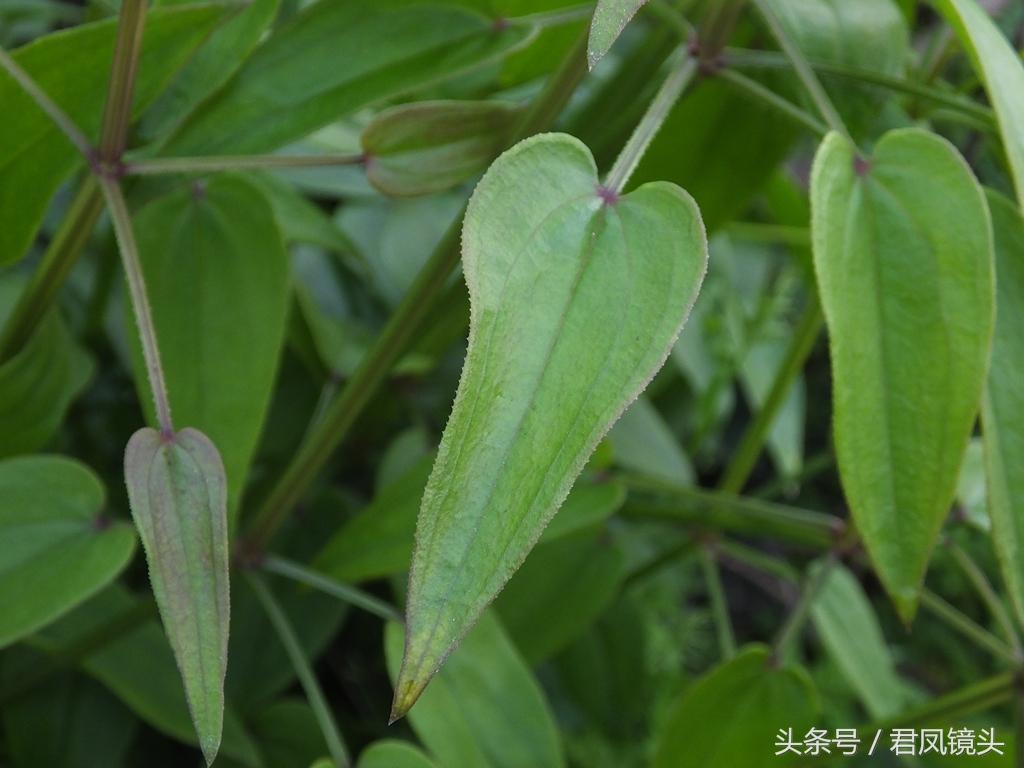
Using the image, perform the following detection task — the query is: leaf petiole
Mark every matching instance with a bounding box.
[603,50,698,193]
[100,178,174,434]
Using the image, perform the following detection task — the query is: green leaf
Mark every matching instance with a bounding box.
[981,190,1024,627]
[239,699,330,768]
[0,669,137,768]
[163,0,532,156]
[130,175,290,520]
[0,297,92,458]
[653,645,818,768]
[139,0,282,142]
[587,0,647,69]
[608,395,694,484]
[31,586,260,765]
[357,741,439,768]
[0,456,136,648]
[810,128,995,622]
[494,527,626,664]
[385,612,565,768]
[935,0,1024,209]
[396,134,706,715]
[0,4,226,264]
[363,100,519,197]
[124,427,230,766]
[810,563,907,718]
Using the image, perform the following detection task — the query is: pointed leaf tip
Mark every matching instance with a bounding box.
[398,132,707,703]
[125,426,230,764]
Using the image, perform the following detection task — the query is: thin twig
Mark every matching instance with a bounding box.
[750,0,849,139]
[715,68,829,137]
[125,153,365,176]
[920,589,1020,666]
[0,176,103,362]
[604,52,698,193]
[772,552,838,661]
[100,178,173,434]
[262,555,402,624]
[718,299,823,494]
[700,544,737,659]
[0,46,93,158]
[947,540,1024,659]
[246,573,351,768]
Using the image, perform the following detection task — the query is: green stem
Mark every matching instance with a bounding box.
[772,552,838,661]
[246,31,591,548]
[98,0,146,161]
[716,68,828,137]
[920,589,1020,666]
[700,545,737,659]
[698,0,748,61]
[125,153,365,176]
[100,178,173,434]
[620,474,841,549]
[604,53,698,193]
[0,176,103,362]
[718,299,823,494]
[0,46,93,157]
[246,573,350,768]
[510,1,593,28]
[262,555,402,624]
[871,672,1017,731]
[513,29,590,140]
[724,47,995,126]
[947,540,1024,659]
[749,0,849,138]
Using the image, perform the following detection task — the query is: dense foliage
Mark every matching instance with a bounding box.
[1,0,1024,766]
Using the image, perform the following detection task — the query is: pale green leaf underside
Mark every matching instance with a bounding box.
[653,645,817,768]
[981,190,1024,628]
[124,427,230,765]
[0,456,136,648]
[936,0,1024,210]
[811,128,994,622]
[587,0,647,69]
[396,132,707,714]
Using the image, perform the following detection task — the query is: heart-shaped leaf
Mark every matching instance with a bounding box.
[935,0,1024,209]
[0,456,136,647]
[811,128,994,622]
[124,427,230,766]
[362,100,520,197]
[394,132,707,715]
